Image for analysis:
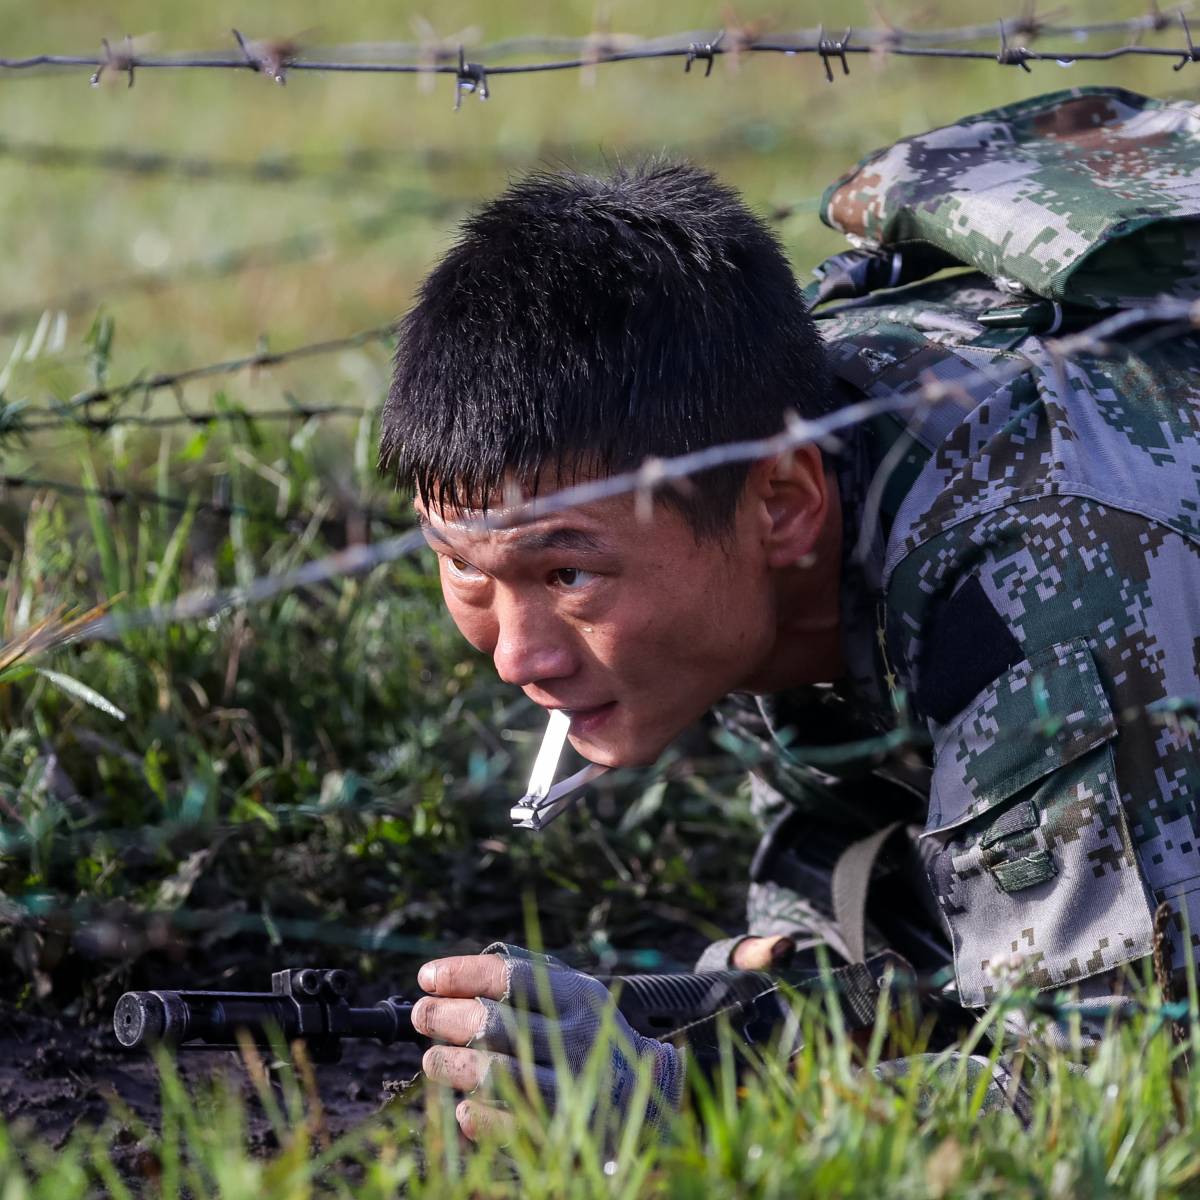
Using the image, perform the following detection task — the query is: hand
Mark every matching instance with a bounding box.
[732,935,796,970]
[411,943,683,1142]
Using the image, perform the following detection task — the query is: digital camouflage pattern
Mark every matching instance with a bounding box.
[820,87,1200,308]
[717,268,1200,1005]
[711,125,1200,1010]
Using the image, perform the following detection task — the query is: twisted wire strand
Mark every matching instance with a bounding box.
[0,201,460,336]
[11,323,394,429]
[0,471,411,531]
[3,11,1199,91]
[57,295,1200,643]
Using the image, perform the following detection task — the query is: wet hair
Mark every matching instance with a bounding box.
[380,160,831,538]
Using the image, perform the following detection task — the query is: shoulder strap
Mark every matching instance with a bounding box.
[803,245,959,309]
[831,820,904,964]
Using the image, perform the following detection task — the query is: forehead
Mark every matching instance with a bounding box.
[413,490,688,556]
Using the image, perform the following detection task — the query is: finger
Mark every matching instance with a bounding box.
[422,1044,495,1092]
[474,999,553,1057]
[456,1100,516,1144]
[417,954,509,1000]
[731,935,796,971]
[411,996,488,1045]
[476,1055,561,1107]
[423,1045,559,1106]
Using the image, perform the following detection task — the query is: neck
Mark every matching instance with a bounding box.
[742,474,845,694]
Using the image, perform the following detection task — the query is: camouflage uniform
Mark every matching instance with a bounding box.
[702,89,1200,1027]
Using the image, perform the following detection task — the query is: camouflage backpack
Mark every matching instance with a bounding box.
[809,86,1200,312]
[725,89,1200,982]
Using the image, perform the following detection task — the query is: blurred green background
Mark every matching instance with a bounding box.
[1,0,1189,382]
[1,2,1197,1001]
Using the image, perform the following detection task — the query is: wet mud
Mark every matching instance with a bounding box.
[0,1000,424,1154]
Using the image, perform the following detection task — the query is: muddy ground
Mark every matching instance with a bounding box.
[0,998,425,1159]
[0,920,711,1175]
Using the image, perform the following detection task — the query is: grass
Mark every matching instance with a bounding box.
[1,0,1198,1192]
[6,977,1200,1199]
[0,405,755,995]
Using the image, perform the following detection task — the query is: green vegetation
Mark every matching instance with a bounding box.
[1,0,1196,1193]
[0,396,753,985]
[7,981,1200,1199]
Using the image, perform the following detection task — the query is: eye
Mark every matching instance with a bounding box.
[550,567,595,590]
[445,556,484,581]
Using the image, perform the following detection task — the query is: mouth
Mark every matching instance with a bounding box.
[558,701,617,737]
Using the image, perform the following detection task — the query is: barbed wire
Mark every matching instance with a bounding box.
[0,123,818,193]
[2,890,1197,1030]
[6,291,1194,634]
[57,291,1200,645]
[0,135,455,192]
[3,10,1190,79]
[0,188,818,342]
[0,472,412,532]
[4,641,1190,883]
[0,202,458,337]
[3,11,1200,101]
[10,323,394,431]
[18,403,370,435]
[0,893,700,974]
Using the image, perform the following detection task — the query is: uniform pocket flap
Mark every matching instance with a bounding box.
[919,639,1152,1007]
[925,638,1116,835]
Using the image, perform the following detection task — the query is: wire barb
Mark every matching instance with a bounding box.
[454,45,489,110]
[816,26,853,81]
[232,29,291,84]
[8,18,1200,82]
[90,35,136,88]
[1146,0,1175,33]
[1175,11,1200,66]
[996,20,1034,69]
[684,29,724,76]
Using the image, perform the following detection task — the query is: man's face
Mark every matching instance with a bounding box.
[416,488,779,767]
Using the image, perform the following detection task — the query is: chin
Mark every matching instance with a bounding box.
[568,732,664,770]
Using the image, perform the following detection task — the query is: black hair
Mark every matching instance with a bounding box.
[380,160,831,537]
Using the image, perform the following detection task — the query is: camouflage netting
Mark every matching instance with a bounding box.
[820,87,1200,308]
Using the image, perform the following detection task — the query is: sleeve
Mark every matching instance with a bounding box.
[695,775,907,972]
[899,499,1200,1008]
[693,774,830,973]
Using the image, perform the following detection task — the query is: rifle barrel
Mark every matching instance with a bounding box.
[113,987,418,1057]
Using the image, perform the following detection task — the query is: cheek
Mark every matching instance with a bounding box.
[592,571,747,675]
[642,558,770,671]
[441,585,497,654]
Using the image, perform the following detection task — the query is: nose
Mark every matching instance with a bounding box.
[491,594,575,688]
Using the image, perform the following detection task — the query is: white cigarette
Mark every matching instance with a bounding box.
[511,710,609,831]
[525,708,570,800]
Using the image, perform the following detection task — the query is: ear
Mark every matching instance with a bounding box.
[748,446,829,569]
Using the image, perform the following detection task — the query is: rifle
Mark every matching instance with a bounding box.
[114,958,900,1064]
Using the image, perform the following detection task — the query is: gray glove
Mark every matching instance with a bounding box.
[472,942,684,1132]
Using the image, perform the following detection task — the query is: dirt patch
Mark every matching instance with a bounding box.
[0,1000,423,1153]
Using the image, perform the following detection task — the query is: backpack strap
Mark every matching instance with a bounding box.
[831,821,905,964]
[802,245,958,309]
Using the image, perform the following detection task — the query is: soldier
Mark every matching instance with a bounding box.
[380,87,1200,1140]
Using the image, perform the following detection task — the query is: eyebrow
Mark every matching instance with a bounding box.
[508,527,607,554]
[414,511,607,555]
